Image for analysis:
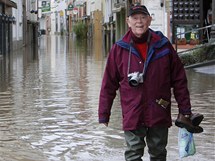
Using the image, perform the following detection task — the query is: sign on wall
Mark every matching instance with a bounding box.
[68,3,74,11]
[41,1,51,12]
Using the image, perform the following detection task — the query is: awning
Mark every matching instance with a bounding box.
[0,0,17,9]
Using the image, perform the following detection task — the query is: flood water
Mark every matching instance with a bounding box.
[0,35,214,161]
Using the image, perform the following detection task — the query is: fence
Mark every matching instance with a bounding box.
[175,24,215,53]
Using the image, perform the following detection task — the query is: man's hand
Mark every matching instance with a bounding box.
[103,123,108,127]
[175,113,203,133]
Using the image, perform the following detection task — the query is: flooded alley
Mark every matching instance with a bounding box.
[0,35,214,161]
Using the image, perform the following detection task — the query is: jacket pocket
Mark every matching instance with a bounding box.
[149,100,170,124]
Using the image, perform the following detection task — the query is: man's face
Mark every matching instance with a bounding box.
[127,13,152,37]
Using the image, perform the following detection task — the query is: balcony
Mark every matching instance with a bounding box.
[112,0,126,13]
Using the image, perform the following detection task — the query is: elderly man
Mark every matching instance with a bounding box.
[98,4,203,161]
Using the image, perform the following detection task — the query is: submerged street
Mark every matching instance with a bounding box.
[0,35,214,161]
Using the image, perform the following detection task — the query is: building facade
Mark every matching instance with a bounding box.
[171,0,213,45]
[0,0,17,57]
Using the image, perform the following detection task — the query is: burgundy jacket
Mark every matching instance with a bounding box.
[98,29,191,130]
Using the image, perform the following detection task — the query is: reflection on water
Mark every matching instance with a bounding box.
[0,35,214,161]
[193,65,215,75]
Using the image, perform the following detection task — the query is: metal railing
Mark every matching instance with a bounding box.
[175,24,215,53]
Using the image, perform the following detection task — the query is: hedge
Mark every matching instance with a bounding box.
[179,44,215,66]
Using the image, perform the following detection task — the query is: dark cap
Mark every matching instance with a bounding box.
[128,4,150,16]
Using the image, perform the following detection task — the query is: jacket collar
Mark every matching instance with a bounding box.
[118,28,168,49]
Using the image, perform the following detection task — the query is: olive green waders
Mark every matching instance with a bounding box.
[124,127,168,161]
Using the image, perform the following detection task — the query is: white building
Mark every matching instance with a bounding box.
[12,0,23,48]
[86,0,102,15]
[12,0,38,48]
[38,0,67,35]
[143,0,167,36]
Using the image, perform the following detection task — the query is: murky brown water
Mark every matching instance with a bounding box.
[0,35,214,161]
